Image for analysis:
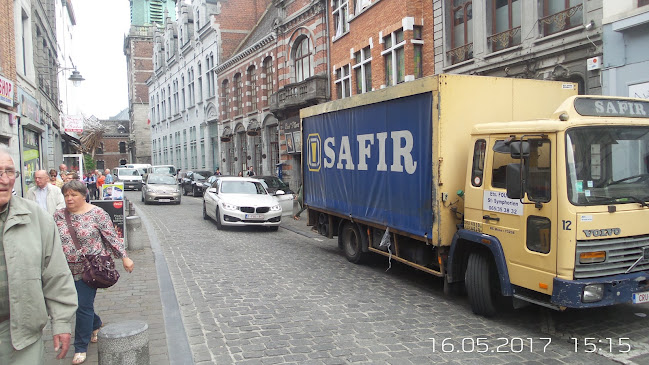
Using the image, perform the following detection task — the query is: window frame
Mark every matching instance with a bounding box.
[294,37,312,83]
[381,29,405,86]
[333,0,349,38]
[335,64,352,99]
[248,66,257,112]
[353,46,372,94]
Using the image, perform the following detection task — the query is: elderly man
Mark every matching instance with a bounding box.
[104,169,114,184]
[26,170,66,215]
[57,163,68,182]
[0,148,78,363]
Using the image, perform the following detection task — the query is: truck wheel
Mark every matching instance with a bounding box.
[341,223,365,263]
[465,251,498,317]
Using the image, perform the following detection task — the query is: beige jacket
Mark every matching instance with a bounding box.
[3,197,77,350]
[26,184,66,216]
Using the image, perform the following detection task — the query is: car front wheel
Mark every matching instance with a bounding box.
[203,202,209,220]
[215,207,223,230]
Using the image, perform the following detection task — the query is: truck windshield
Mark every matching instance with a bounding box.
[566,126,649,206]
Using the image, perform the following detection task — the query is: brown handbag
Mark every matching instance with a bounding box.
[64,210,120,288]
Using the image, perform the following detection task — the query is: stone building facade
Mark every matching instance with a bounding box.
[0,0,20,192]
[432,0,603,95]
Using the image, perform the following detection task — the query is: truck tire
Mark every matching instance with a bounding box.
[341,223,365,263]
[465,251,498,317]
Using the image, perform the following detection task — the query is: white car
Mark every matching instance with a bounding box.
[203,177,282,230]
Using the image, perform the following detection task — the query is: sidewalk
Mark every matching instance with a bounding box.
[43,218,170,365]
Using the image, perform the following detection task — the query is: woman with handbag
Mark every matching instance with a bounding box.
[54,180,134,364]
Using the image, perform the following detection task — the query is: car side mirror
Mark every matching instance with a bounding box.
[275,190,285,196]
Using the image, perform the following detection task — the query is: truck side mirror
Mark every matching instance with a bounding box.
[506,163,526,199]
[510,141,530,158]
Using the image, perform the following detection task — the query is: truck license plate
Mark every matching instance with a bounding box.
[245,214,263,219]
[632,291,649,304]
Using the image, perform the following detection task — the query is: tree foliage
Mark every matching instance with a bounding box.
[83,154,96,172]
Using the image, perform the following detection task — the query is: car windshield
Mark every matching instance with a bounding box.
[153,166,175,174]
[261,177,289,190]
[194,172,211,180]
[566,126,649,206]
[149,175,176,184]
[221,181,267,194]
[119,168,138,176]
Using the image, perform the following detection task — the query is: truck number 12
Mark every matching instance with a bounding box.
[562,220,572,230]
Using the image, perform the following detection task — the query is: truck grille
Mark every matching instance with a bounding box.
[575,236,649,279]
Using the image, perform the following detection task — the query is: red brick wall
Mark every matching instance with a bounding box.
[0,0,17,91]
[94,137,130,170]
[329,0,434,99]
[212,0,273,61]
[132,39,154,101]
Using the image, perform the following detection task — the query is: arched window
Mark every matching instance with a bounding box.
[247,66,257,112]
[221,79,229,119]
[294,37,311,83]
[234,73,242,114]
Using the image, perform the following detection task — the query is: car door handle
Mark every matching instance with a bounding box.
[482,215,500,222]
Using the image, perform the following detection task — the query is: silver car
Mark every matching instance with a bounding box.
[142,173,182,205]
[203,177,282,230]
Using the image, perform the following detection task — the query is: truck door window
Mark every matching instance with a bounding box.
[471,139,486,187]
[527,139,551,202]
[527,216,551,254]
[492,139,551,202]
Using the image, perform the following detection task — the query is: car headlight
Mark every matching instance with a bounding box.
[270,204,282,211]
[582,284,604,303]
[222,202,238,211]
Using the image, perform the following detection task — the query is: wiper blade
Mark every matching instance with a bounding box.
[587,195,647,207]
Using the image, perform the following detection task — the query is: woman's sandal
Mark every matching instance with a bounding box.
[293,216,300,221]
[90,325,103,343]
[72,352,86,365]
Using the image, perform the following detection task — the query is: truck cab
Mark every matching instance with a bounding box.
[458,96,649,315]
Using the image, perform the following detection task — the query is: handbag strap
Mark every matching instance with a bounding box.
[64,209,82,251]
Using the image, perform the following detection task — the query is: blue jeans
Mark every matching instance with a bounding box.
[74,280,102,353]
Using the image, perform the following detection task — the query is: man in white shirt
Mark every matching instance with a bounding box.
[26,170,65,215]
[104,169,114,184]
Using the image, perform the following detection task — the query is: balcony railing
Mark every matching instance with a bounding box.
[270,75,328,113]
[446,43,473,65]
[540,3,583,36]
[487,26,521,52]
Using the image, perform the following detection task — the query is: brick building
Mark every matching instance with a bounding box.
[91,110,131,171]
[124,0,176,164]
[327,0,434,99]
[0,0,19,190]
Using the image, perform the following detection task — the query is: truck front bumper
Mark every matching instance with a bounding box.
[552,271,649,308]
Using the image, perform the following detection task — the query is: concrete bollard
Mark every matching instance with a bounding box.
[125,215,143,250]
[98,320,149,365]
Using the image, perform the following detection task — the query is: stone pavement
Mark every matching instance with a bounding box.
[43,215,170,365]
[41,202,314,365]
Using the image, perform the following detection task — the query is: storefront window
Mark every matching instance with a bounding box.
[22,129,40,188]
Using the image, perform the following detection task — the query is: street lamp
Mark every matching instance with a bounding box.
[67,69,85,86]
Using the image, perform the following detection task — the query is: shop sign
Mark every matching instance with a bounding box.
[0,75,14,107]
[63,114,84,133]
[17,88,39,121]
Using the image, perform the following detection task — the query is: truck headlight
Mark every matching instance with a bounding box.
[582,284,604,303]
[270,204,281,211]
[579,251,606,264]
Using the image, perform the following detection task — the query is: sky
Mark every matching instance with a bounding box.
[71,1,132,120]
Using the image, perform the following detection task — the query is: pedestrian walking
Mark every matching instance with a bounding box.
[49,168,63,188]
[84,171,97,200]
[96,171,105,198]
[247,166,255,176]
[25,170,66,216]
[0,147,78,364]
[58,163,68,182]
[293,184,307,220]
[54,180,135,365]
[214,168,222,176]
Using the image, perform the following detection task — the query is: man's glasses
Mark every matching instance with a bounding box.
[0,170,19,178]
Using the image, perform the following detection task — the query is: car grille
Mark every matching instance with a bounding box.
[574,235,649,279]
[240,206,270,213]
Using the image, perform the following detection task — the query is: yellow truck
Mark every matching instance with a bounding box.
[300,74,649,316]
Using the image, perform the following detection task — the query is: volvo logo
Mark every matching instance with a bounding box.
[583,228,621,237]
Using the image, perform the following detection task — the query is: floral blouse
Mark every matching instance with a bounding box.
[54,206,127,280]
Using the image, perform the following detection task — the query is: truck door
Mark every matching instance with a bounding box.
[482,137,558,296]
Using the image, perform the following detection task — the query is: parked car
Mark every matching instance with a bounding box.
[203,177,282,230]
[181,170,213,196]
[141,173,182,205]
[114,168,143,191]
[256,176,294,216]
[125,163,151,176]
